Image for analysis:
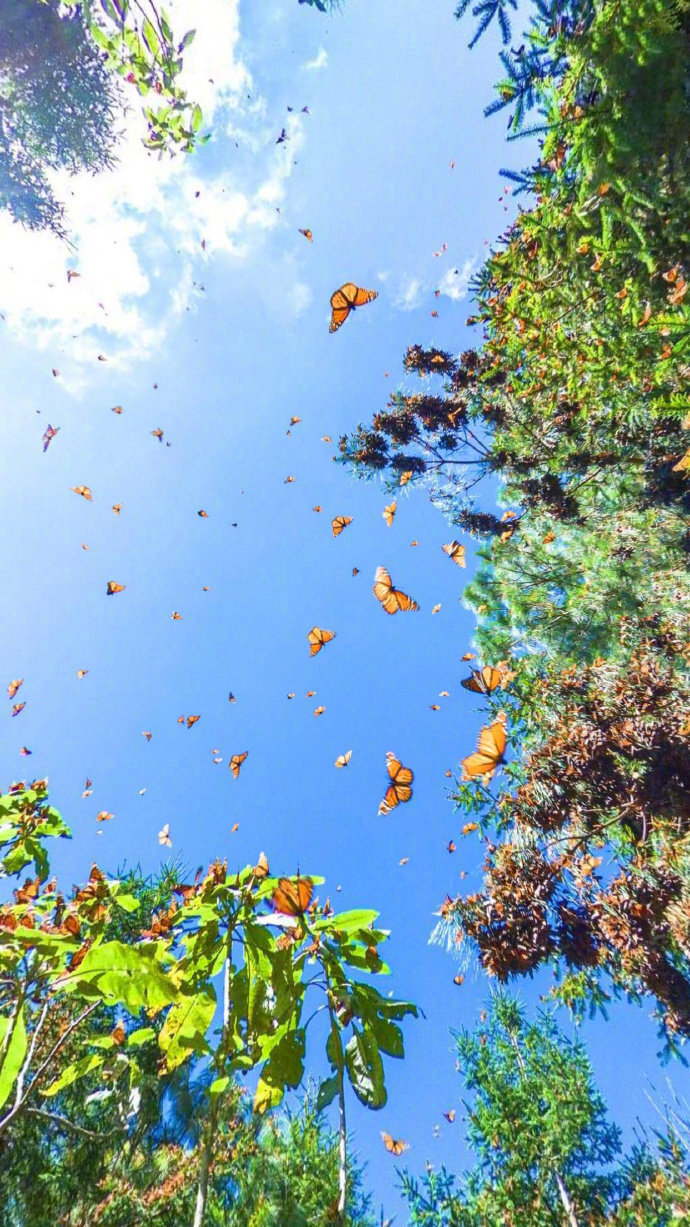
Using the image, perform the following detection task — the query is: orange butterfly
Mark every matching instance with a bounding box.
[461,719,507,781]
[352,567,360,576]
[381,1132,409,1156]
[432,604,441,614]
[111,405,123,414]
[329,283,378,333]
[313,705,326,716]
[442,541,466,567]
[285,475,295,484]
[372,566,418,615]
[332,515,353,537]
[306,690,316,698]
[97,810,113,822]
[198,509,208,518]
[76,670,88,679]
[112,504,122,515]
[143,731,152,741]
[7,680,23,700]
[272,875,313,915]
[11,702,25,717]
[322,435,332,444]
[151,428,164,441]
[335,750,352,768]
[186,715,201,729]
[313,506,323,513]
[461,665,505,695]
[72,485,93,501]
[379,752,414,815]
[106,581,125,595]
[382,500,397,527]
[229,751,248,779]
[298,229,313,242]
[399,471,413,487]
[171,612,182,621]
[308,627,336,656]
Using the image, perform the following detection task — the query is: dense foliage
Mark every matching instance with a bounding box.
[340,0,690,1045]
[0,783,414,1225]
[401,995,690,1225]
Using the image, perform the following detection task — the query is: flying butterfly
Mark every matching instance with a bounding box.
[112,504,122,515]
[381,1132,409,1156]
[461,719,507,782]
[229,751,248,779]
[372,566,418,615]
[313,706,326,716]
[7,680,23,700]
[331,515,353,538]
[335,750,352,768]
[158,824,172,847]
[186,715,201,729]
[382,500,397,527]
[106,581,125,595]
[298,229,313,242]
[11,702,25,717]
[378,751,414,815]
[313,506,322,513]
[461,665,506,695]
[352,567,360,576]
[399,471,413,487]
[72,485,93,501]
[272,875,313,916]
[442,541,466,567]
[42,424,60,452]
[308,627,336,656]
[329,283,378,334]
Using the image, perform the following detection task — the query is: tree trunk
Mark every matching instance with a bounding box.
[554,1169,579,1227]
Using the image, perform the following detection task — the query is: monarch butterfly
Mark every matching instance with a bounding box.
[331,515,353,537]
[442,541,465,567]
[142,731,152,741]
[399,471,413,486]
[7,680,23,699]
[313,505,322,513]
[186,715,201,729]
[158,823,172,847]
[290,416,301,426]
[298,228,313,242]
[329,283,378,333]
[112,504,122,515]
[72,485,93,500]
[97,810,113,822]
[19,746,31,756]
[306,690,316,698]
[461,719,507,781]
[229,751,248,779]
[335,750,352,768]
[76,670,88,679]
[322,435,332,444]
[198,509,208,517]
[352,567,360,576]
[379,752,414,815]
[151,428,164,441]
[313,705,326,716]
[673,449,690,473]
[272,875,313,915]
[381,1132,409,1156]
[253,851,269,879]
[461,665,505,695]
[112,405,123,414]
[106,581,125,595]
[432,604,441,614]
[382,500,397,527]
[42,424,59,452]
[284,475,295,484]
[308,627,336,656]
[11,702,25,717]
[171,612,182,620]
[372,567,419,615]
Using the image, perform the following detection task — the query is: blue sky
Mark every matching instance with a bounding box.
[0,0,688,1217]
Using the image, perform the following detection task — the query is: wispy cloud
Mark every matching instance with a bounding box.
[394,276,425,312]
[0,0,309,391]
[303,47,328,71]
[436,255,478,302]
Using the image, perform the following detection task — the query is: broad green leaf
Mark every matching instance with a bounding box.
[345,1026,386,1109]
[127,1026,156,1047]
[159,989,216,1070]
[0,1006,27,1110]
[61,941,178,1011]
[315,1074,339,1111]
[209,1074,230,1097]
[191,104,202,133]
[41,1053,104,1098]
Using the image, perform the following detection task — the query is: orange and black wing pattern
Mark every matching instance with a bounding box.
[379,751,414,815]
[229,751,248,778]
[271,875,314,915]
[461,720,507,781]
[372,566,418,615]
[308,627,336,656]
[461,665,505,695]
[329,283,378,333]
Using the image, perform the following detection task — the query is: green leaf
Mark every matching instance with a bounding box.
[60,941,178,1011]
[158,988,216,1070]
[209,1074,230,1097]
[315,1074,339,1111]
[0,1006,27,1110]
[345,1026,386,1109]
[41,1053,105,1098]
[141,17,160,55]
[191,103,202,133]
[127,1026,156,1047]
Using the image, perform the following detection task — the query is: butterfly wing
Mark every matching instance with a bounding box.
[272,875,313,915]
[230,751,248,778]
[352,286,378,307]
[461,721,507,780]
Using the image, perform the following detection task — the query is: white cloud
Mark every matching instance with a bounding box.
[437,255,478,302]
[303,47,328,71]
[289,281,314,316]
[394,276,425,312]
[0,0,309,391]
